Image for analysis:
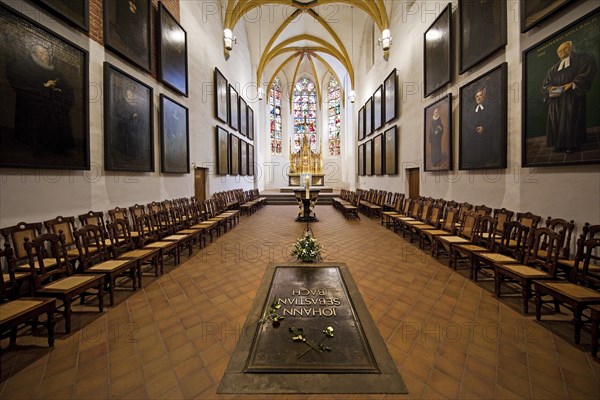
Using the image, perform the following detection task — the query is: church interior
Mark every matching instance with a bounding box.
[1,0,600,398]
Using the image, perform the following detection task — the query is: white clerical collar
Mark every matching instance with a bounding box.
[558,57,570,71]
[475,104,484,112]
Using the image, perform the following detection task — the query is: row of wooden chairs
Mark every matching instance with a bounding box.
[331,189,360,219]
[0,190,262,361]
[375,193,599,356]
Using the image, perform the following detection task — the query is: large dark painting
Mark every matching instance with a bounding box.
[459,0,506,74]
[160,94,189,174]
[248,144,254,176]
[216,126,229,175]
[36,0,89,31]
[214,68,228,123]
[523,9,600,167]
[0,4,89,169]
[358,144,364,176]
[230,133,239,175]
[384,69,397,123]
[240,140,248,176]
[521,0,575,32]
[229,85,239,131]
[239,97,247,136]
[358,106,365,141]
[384,126,398,175]
[373,85,383,131]
[104,62,153,172]
[248,106,254,140]
[104,0,151,71]
[373,134,383,175]
[365,97,373,136]
[365,139,373,175]
[459,63,507,170]
[158,2,188,96]
[424,94,453,171]
[424,3,452,97]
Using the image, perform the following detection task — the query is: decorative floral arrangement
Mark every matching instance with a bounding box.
[291,230,323,263]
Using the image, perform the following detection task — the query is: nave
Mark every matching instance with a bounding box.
[1,205,599,399]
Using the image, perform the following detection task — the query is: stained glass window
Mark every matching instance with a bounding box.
[328,77,341,156]
[269,77,282,155]
[292,77,317,153]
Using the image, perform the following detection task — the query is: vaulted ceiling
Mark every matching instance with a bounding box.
[223,1,391,103]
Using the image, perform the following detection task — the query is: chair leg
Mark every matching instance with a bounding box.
[64,298,73,333]
[109,276,116,306]
[535,286,543,321]
[494,269,502,297]
[522,280,531,314]
[573,305,583,344]
[97,283,104,312]
[47,310,55,347]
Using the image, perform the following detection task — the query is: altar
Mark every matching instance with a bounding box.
[288,127,324,187]
[294,188,320,222]
[288,173,324,187]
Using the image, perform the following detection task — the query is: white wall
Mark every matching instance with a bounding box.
[0,0,255,227]
[356,0,600,228]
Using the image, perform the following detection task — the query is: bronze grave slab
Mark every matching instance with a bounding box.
[245,266,378,373]
[218,263,408,394]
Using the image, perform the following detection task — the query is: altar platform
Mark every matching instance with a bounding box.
[260,188,338,205]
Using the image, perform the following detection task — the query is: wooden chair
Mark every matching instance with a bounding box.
[413,204,444,249]
[24,233,104,333]
[451,215,498,279]
[494,227,562,313]
[569,224,600,286]
[474,205,492,217]
[543,217,575,276]
[117,214,162,277]
[534,235,600,346]
[436,211,479,263]
[471,221,530,282]
[75,225,139,306]
[0,243,56,364]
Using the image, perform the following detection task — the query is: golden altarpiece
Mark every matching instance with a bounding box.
[288,132,325,187]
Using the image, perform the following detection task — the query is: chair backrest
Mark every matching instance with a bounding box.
[457,202,473,221]
[419,202,430,221]
[1,221,44,263]
[427,204,443,228]
[474,205,492,217]
[24,233,72,287]
[107,219,135,256]
[44,216,77,247]
[0,243,16,300]
[147,201,162,214]
[493,208,514,233]
[524,227,561,278]
[498,221,530,262]
[409,200,421,219]
[516,211,542,230]
[545,217,575,259]
[441,207,459,232]
[135,214,158,246]
[75,224,109,270]
[458,211,479,240]
[78,211,107,235]
[475,215,498,249]
[108,206,129,223]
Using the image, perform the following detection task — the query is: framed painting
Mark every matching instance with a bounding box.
[424,3,452,97]
[522,9,600,167]
[216,126,229,175]
[248,106,254,140]
[36,0,89,31]
[384,69,397,123]
[459,63,507,170]
[103,0,151,72]
[159,94,189,174]
[158,2,188,96]
[365,97,373,136]
[0,3,89,169]
[239,97,247,136]
[230,133,239,175]
[365,139,373,175]
[240,140,248,176]
[214,68,228,123]
[358,106,365,141]
[384,126,398,175]
[229,85,239,131]
[459,0,506,74]
[104,62,153,172]
[248,144,254,176]
[521,0,575,32]
[373,85,383,131]
[424,94,453,171]
[373,134,383,175]
[358,144,364,176]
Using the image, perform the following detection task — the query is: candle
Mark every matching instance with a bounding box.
[305,175,310,199]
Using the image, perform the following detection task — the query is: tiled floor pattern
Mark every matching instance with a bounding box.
[1,205,599,399]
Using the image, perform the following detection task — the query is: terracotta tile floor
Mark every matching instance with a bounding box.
[1,205,599,399]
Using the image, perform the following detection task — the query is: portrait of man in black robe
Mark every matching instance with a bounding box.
[543,40,597,153]
[462,87,500,169]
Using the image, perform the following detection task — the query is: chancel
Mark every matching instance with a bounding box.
[1,0,599,399]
